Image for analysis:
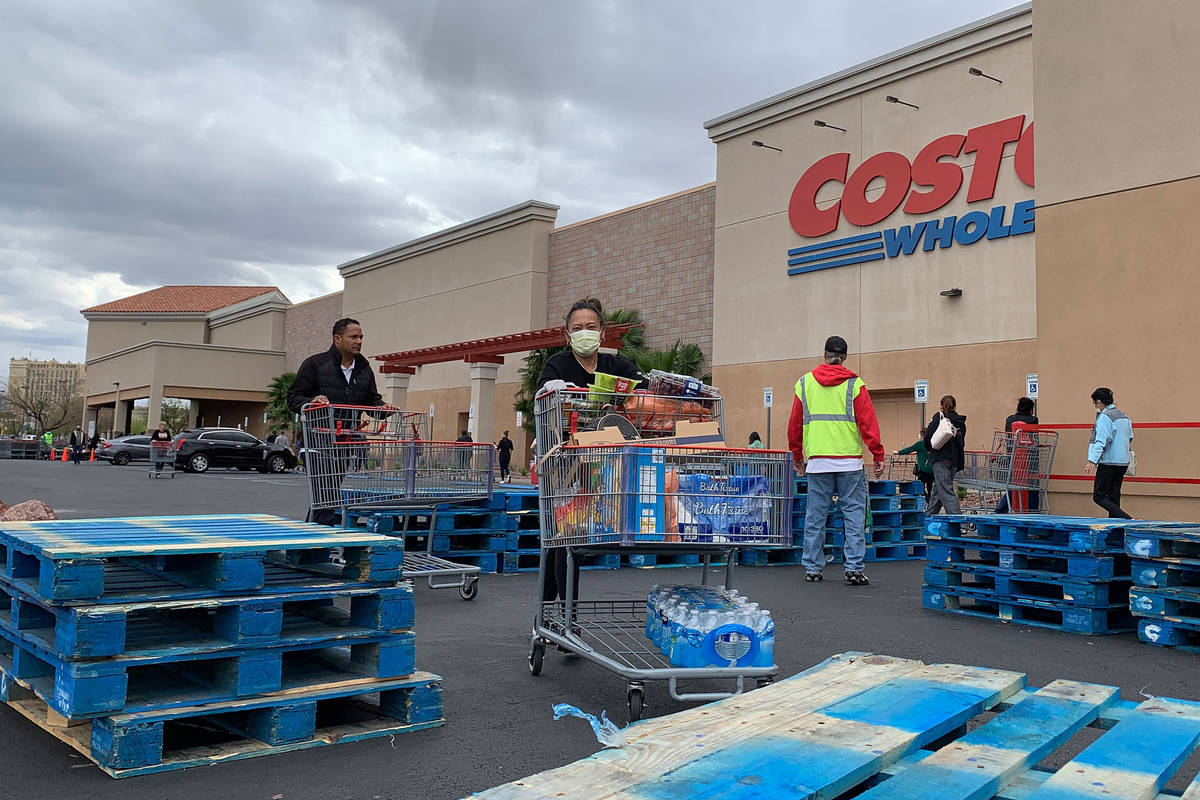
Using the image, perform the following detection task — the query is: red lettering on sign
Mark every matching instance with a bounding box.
[786,115,1036,238]
[787,152,850,237]
[842,152,911,227]
[1014,122,1034,188]
[962,115,1025,202]
[903,134,966,215]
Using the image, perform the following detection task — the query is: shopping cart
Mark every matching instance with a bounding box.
[300,402,495,599]
[882,453,919,481]
[529,387,791,721]
[956,427,1058,513]
[148,441,176,478]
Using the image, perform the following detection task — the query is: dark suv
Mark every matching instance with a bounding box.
[173,428,297,474]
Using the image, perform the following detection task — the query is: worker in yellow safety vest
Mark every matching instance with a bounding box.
[787,335,886,586]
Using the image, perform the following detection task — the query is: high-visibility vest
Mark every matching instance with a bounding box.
[795,373,863,458]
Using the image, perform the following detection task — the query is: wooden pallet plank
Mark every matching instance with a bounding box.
[1023,698,1200,800]
[471,655,1023,800]
[858,680,1118,799]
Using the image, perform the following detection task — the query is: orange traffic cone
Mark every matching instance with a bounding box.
[89,448,95,462]
[49,447,56,460]
[61,448,69,462]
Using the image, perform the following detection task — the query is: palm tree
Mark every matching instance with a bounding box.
[266,372,296,430]
[625,340,705,379]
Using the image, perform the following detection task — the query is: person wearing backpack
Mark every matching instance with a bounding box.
[924,395,967,527]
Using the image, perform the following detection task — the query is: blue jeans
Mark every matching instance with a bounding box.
[803,469,867,573]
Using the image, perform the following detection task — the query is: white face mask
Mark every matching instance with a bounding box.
[569,329,602,356]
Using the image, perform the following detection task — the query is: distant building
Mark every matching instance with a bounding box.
[7,357,86,401]
[80,286,290,436]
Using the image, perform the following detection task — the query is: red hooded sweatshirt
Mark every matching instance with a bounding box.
[787,363,885,465]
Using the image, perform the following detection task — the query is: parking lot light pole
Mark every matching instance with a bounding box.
[112,381,120,438]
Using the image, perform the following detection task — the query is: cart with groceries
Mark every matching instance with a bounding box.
[957,426,1058,513]
[529,370,793,721]
[300,402,495,600]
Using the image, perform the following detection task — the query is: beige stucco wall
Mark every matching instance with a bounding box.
[712,32,1033,367]
[344,216,552,390]
[84,317,209,360]
[85,343,284,402]
[209,310,285,350]
[404,381,528,462]
[1031,1,1200,521]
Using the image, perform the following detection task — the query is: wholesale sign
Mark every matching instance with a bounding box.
[786,114,1034,276]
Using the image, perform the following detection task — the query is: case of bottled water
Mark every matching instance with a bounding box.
[645,584,774,668]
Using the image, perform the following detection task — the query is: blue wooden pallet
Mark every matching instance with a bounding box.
[472,651,1200,800]
[922,586,1134,634]
[0,623,417,717]
[926,515,1123,554]
[1136,616,1200,652]
[407,531,517,553]
[515,532,541,550]
[864,543,928,562]
[871,510,924,528]
[429,551,497,574]
[738,548,804,567]
[503,490,540,512]
[0,579,413,660]
[349,508,516,534]
[1130,557,1200,589]
[926,539,1129,580]
[498,550,541,573]
[925,564,1128,607]
[0,515,404,603]
[1129,584,1200,622]
[512,510,541,530]
[1126,524,1200,561]
[863,526,925,545]
[1,668,442,777]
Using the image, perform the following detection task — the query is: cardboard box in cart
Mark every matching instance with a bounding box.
[571,422,729,542]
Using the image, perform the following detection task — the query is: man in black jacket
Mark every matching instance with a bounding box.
[288,317,390,525]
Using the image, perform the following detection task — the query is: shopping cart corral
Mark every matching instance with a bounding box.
[530,387,792,721]
[301,402,495,600]
[956,427,1058,513]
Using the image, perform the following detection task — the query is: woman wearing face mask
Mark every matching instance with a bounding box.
[538,298,644,609]
[539,297,644,390]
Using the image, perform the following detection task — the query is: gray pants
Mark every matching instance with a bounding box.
[927,461,961,516]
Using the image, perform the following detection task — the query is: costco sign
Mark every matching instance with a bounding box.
[786,114,1034,275]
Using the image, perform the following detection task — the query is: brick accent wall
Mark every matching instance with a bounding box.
[284,291,344,372]
[547,184,715,365]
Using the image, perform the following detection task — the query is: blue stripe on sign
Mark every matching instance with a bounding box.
[787,241,883,266]
[787,252,885,276]
[787,231,882,256]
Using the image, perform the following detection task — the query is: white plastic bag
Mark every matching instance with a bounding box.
[930,414,956,450]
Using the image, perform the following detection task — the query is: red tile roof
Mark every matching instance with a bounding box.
[82,286,282,314]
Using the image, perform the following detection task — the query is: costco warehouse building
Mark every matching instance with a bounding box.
[84,2,1200,520]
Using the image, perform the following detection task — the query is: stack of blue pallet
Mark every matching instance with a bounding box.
[1126,524,1200,651]
[347,487,626,573]
[740,478,927,567]
[0,514,443,777]
[921,514,1170,635]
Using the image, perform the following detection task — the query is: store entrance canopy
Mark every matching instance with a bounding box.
[375,324,636,373]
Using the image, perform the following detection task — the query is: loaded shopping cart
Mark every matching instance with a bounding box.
[148,441,176,478]
[300,402,496,599]
[956,427,1058,513]
[529,386,792,721]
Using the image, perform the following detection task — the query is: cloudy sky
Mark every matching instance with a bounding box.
[1,0,1016,366]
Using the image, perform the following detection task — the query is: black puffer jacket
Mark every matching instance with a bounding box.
[924,411,967,471]
[287,345,383,414]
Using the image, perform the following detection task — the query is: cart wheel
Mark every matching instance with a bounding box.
[459,577,479,601]
[528,640,545,676]
[756,676,775,689]
[627,687,644,722]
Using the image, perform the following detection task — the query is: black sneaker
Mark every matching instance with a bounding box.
[845,571,870,586]
[805,572,823,582]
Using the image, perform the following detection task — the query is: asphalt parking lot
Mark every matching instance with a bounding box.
[1,459,1198,799]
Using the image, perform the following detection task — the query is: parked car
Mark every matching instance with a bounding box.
[173,428,297,474]
[96,435,150,466]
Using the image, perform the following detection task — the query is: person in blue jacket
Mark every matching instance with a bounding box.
[1083,387,1133,519]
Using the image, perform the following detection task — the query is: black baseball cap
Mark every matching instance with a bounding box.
[824,335,848,354]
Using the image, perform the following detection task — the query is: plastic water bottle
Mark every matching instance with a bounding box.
[756,609,775,668]
[645,585,660,639]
